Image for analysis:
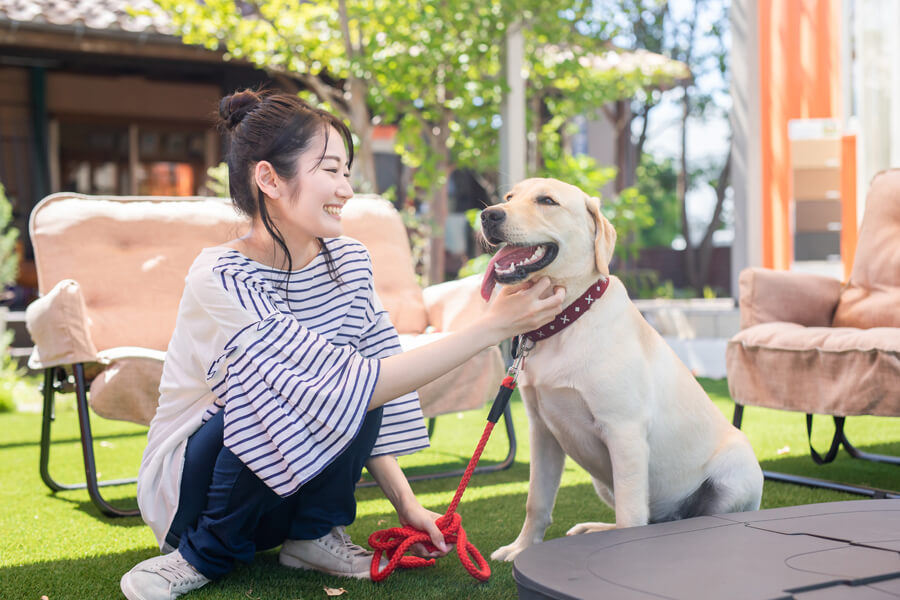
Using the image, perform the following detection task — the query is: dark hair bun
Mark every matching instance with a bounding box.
[219,90,262,130]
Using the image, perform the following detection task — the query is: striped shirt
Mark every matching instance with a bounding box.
[137,238,429,545]
[201,240,429,495]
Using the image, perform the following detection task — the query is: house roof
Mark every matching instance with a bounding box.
[0,0,174,38]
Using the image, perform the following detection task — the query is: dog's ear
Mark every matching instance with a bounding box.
[585,195,617,274]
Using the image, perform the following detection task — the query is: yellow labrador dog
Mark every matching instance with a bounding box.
[481,178,763,562]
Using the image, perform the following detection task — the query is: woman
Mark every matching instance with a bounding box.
[120,90,564,600]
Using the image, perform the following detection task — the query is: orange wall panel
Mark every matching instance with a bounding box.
[757,0,841,270]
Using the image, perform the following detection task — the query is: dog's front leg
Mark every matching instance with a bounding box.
[606,425,651,529]
[491,389,566,562]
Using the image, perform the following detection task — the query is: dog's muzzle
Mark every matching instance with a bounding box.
[481,207,506,245]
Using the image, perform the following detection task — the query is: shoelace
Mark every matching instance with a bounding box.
[329,527,370,559]
[156,558,205,588]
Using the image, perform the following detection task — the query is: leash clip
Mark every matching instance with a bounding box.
[507,336,534,382]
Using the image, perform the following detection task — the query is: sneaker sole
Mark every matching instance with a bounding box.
[278,552,373,580]
[120,572,149,600]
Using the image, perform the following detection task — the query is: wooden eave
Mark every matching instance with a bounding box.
[0,18,226,64]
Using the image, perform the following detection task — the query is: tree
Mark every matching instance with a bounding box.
[599,0,732,293]
[0,182,20,413]
[151,0,682,282]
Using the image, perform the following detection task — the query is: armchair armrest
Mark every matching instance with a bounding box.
[738,267,842,329]
[25,279,99,369]
[422,275,490,332]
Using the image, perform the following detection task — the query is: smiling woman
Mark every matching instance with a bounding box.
[118,90,565,600]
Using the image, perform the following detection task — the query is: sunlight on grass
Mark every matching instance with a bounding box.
[2,379,897,599]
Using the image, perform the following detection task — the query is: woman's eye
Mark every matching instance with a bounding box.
[537,195,557,206]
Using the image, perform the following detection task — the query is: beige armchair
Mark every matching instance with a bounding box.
[725,168,900,498]
[27,192,505,517]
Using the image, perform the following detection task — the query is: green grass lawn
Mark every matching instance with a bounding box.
[2,379,898,599]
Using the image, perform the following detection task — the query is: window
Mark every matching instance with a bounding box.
[57,120,211,196]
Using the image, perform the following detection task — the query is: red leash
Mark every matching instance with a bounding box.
[368,340,532,582]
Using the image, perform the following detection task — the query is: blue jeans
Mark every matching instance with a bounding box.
[165,406,383,580]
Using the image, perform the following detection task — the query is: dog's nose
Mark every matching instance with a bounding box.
[481,208,505,226]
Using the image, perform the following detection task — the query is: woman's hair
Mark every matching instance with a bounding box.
[217,89,353,281]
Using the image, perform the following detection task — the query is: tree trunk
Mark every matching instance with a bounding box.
[345,77,377,192]
[678,88,699,291]
[693,144,732,292]
[427,173,449,285]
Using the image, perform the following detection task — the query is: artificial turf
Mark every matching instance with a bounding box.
[1,378,897,599]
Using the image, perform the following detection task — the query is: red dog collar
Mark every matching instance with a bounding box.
[523,276,610,343]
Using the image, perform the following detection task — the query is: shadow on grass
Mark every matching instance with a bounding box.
[2,484,607,600]
[759,440,900,496]
[32,486,144,528]
[0,549,155,599]
[0,429,147,451]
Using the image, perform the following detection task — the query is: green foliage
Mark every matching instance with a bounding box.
[539,153,653,264]
[540,152,616,195]
[457,253,491,279]
[0,182,21,412]
[205,163,230,198]
[634,153,680,247]
[0,182,18,288]
[398,204,436,287]
[150,0,684,194]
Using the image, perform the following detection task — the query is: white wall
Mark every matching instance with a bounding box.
[853,0,900,221]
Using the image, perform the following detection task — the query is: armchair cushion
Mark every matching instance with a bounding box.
[833,169,900,329]
[342,195,428,334]
[399,332,505,418]
[423,275,490,332]
[29,194,247,352]
[727,323,900,417]
[26,278,98,369]
[89,349,165,426]
[737,268,841,329]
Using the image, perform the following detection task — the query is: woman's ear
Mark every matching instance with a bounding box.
[254,161,281,200]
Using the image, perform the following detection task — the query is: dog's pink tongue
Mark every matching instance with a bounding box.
[480,245,538,301]
[481,257,499,302]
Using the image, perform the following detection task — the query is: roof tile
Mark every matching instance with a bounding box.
[0,0,175,36]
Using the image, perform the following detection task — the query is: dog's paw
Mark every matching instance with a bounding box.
[566,522,616,536]
[491,542,530,562]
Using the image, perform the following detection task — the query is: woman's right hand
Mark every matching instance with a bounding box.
[481,277,565,344]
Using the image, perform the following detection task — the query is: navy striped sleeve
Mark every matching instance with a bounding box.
[357,290,429,457]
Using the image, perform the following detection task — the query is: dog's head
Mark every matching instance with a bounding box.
[479,177,617,301]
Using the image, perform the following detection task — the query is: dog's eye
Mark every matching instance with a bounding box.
[536,195,558,206]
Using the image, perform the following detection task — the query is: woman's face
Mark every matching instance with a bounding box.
[276,126,354,240]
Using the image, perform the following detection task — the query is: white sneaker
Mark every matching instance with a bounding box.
[279,526,380,579]
[120,549,211,600]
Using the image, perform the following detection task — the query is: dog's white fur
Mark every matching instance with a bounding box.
[486,178,763,562]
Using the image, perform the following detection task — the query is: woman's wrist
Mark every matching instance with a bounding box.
[469,315,513,348]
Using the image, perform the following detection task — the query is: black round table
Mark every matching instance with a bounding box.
[513,499,900,599]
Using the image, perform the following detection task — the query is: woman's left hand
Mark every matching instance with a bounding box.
[399,504,452,559]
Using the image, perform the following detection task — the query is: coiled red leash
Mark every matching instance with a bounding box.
[368,338,533,582]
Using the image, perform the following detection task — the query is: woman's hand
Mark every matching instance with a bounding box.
[397,502,452,559]
[480,277,565,344]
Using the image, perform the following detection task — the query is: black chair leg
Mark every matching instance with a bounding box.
[39,365,140,517]
[358,403,517,488]
[733,404,899,499]
[732,403,744,429]
[841,427,900,465]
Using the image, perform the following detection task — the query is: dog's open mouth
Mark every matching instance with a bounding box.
[480,242,558,301]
